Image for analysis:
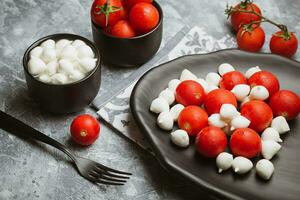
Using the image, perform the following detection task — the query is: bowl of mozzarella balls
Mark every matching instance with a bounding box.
[23,33,101,114]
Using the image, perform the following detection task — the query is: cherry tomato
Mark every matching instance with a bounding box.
[204,89,237,115]
[269,90,300,120]
[129,2,159,34]
[120,1,129,20]
[269,31,298,58]
[111,20,136,38]
[230,2,261,32]
[241,100,273,133]
[230,128,261,158]
[91,0,122,28]
[178,106,208,137]
[248,70,280,97]
[123,0,153,9]
[175,80,206,106]
[237,25,265,52]
[70,114,100,146]
[219,71,247,90]
[195,126,227,158]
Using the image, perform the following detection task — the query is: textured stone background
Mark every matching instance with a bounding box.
[0,0,300,199]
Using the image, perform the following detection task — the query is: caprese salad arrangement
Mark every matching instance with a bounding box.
[91,0,160,38]
[149,63,300,180]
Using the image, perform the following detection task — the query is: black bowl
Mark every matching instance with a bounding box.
[23,33,101,114]
[91,1,163,67]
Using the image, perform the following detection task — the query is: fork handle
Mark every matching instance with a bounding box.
[0,110,77,161]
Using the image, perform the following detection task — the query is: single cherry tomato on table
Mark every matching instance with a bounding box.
[219,71,247,90]
[241,100,273,133]
[204,89,237,115]
[123,0,153,9]
[70,114,100,146]
[248,70,280,97]
[269,31,298,58]
[230,128,261,158]
[269,90,300,120]
[237,25,265,52]
[175,80,206,106]
[230,1,262,31]
[91,0,122,28]
[195,126,227,158]
[178,106,208,137]
[129,2,159,34]
[110,20,136,38]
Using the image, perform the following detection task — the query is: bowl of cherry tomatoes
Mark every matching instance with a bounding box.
[91,0,163,67]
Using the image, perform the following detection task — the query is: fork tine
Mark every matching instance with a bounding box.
[94,179,125,186]
[93,167,130,179]
[96,163,132,175]
[90,171,127,183]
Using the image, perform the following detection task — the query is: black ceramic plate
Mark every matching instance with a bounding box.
[130,49,300,200]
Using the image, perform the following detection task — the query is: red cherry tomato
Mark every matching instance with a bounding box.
[204,89,237,115]
[219,71,247,90]
[178,106,208,137]
[123,0,153,9]
[129,2,159,34]
[230,128,261,158]
[237,25,265,52]
[110,20,136,38]
[241,100,273,133]
[195,126,227,158]
[270,31,298,58]
[175,80,206,106]
[70,114,100,146]
[269,90,300,120]
[230,2,262,31]
[91,0,122,28]
[248,70,280,97]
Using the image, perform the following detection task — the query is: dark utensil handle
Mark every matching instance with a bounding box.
[0,110,76,161]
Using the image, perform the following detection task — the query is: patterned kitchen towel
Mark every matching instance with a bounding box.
[96,26,236,150]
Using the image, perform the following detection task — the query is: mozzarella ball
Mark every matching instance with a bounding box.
[150,97,169,114]
[168,79,181,93]
[245,66,261,79]
[261,140,281,160]
[256,159,274,180]
[208,114,227,128]
[38,73,51,83]
[56,39,72,54]
[216,152,233,173]
[170,104,184,121]
[170,129,189,148]
[230,115,250,131]
[78,58,97,73]
[196,78,208,92]
[231,84,250,101]
[69,69,85,82]
[157,111,174,131]
[218,63,235,76]
[220,104,240,120]
[271,116,290,134]
[41,39,55,49]
[249,85,269,100]
[261,128,282,143]
[30,46,43,58]
[232,156,253,174]
[206,84,219,93]
[77,45,94,58]
[28,57,47,76]
[46,60,59,75]
[180,69,197,81]
[59,59,75,75]
[60,45,77,60]
[72,39,86,48]
[42,48,57,63]
[51,73,68,84]
[159,88,175,105]
[206,72,221,86]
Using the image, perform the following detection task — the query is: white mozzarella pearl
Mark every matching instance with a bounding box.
[59,59,75,75]
[69,69,85,82]
[261,128,282,143]
[56,39,72,55]
[196,78,208,92]
[76,45,94,58]
[30,46,43,58]
[220,104,239,120]
[46,60,59,75]
[159,88,175,105]
[38,73,51,83]
[216,152,233,173]
[230,115,250,131]
[150,97,169,114]
[208,114,227,128]
[41,48,57,63]
[249,85,269,100]
[231,84,250,101]
[60,45,77,60]
[261,140,281,160]
[170,104,184,121]
[205,72,221,86]
[78,58,97,73]
[41,39,55,49]
[180,69,197,81]
[256,159,274,180]
[232,156,253,174]
[170,129,189,148]
[218,63,235,76]
[72,39,86,48]
[28,57,47,76]
[157,111,174,131]
[271,116,290,134]
[51,73,68,84]
[245,66,261,79]
[168,79,181,93]
[206,84,218,93]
